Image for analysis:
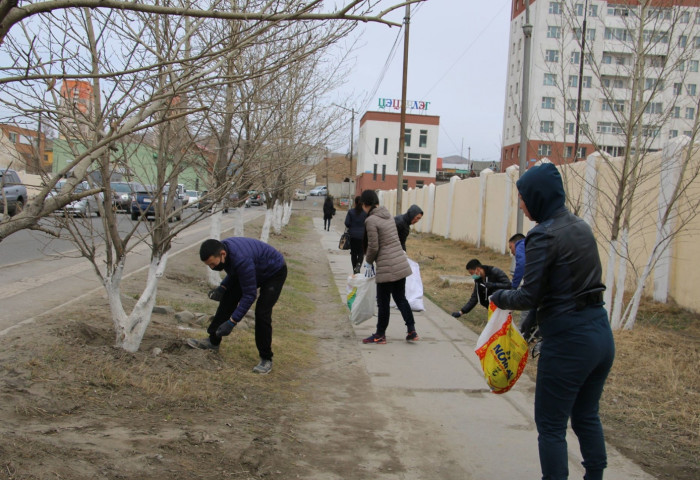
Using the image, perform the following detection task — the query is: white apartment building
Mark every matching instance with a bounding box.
[502,0,700,168]
[356,111,439,194]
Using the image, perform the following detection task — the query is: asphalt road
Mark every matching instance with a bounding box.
[0,207,265,335]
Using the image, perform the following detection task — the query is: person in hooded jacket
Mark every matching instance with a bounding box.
[490,163,615,480]
[344,195,367,274]
[451,259,511,318]
[394,204,423,252]
[360,189,419,344]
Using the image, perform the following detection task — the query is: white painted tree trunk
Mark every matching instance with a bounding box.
[582,154,599,227]
[104,258,129,345]
[207,208,224,287]
[113,251,169,352]
[603,238,617,319]
[272,200,282,234]
[610,228,629,330]
[282,201,292,227]
[232,206,244,237]
[260,207,273,243]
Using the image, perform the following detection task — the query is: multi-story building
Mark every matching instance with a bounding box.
[356,111,439,194]
[58,80,95,140]
[0,124,49,173]
[502,0,700,168]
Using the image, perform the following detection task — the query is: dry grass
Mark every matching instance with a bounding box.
[407,231,700,480]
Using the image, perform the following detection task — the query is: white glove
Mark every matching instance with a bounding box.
[363,262,376,278]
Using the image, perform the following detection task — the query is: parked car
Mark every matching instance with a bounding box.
[293,189,307,201]
[130,185,184,221]
[52,180,103,218]
[198,191,238,213]
[245,190,265,207]
[110,181,145,212]
[0,168,27,217]
[184,190,200,208]
[309,185,327,196]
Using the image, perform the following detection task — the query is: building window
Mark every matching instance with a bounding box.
[690,60,699,72]
[383,138,388,155]
[568,75,578,87]
[382,164,386,181]
[566,122,575,135]
[687,84,697,96]
[673,106,681,118]
[680,11,690,23]
[684,130,692,137]
[597,122,623,134]
[673,83,683,95]
[397,153,431,174]
[602,100,625,112]
[416,180,424,189]
[541,121,554,133]
[607,5,631,17]
[544,73,557,86]
[582,100,590,112]
[578,147,587,158]
[588,29,596,41]
[686,107,696,120]
[679,35,688,48]
[644,102,663,114]
[605,27,631,42]
[538,144,552,156]
[549,2,561,14]
[374,138,379,155]
[373,164,377,181]
[589,4,597,17]
[419,130,427,148]
[547,26,561,39]
[575,3,584,15]
[601,53,611,64]
[542,97,555,109]
[565,146,573,158]
[669,130,678,138]
[545,50,559,62]
[567,99,577,111]
[571,51,581,64]
[402,180,409,191]
[8,132,17,143]
[582,76,592,88]
[404,128,411,147]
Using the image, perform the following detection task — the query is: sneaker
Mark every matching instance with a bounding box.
[405,331,419,342]
[362,333,386,344]
[353,265,361,275]
[186,338,219,351]
[253,358,273,374]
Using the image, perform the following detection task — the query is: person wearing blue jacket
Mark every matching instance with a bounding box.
[491,163,615,480]
[508,233,526,289]
[187,237,287,375]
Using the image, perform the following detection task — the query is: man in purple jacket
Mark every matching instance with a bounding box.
[187,237,287,374]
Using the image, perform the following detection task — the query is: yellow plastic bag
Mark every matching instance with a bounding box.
[474,302,529,394]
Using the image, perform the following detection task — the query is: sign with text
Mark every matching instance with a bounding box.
[378,98,430,111]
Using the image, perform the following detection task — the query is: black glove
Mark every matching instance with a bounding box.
[451,311,462,318]
[208,285,226,301]
[216,319,237,337]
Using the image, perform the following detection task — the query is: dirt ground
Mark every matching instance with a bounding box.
[0,207,698,480]
[0,212,409,480]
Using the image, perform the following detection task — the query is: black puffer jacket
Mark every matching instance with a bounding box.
[394,204,423,251]
[491,163,605,336]
[459,265,511,314]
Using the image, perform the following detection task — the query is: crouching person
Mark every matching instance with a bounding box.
[187,237,287,375]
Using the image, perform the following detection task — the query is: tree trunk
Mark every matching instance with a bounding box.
[610,228,629,330]
[260,207,273,243]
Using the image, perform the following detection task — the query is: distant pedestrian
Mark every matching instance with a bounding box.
[491,163,614,480]
[344,195,367,274]
[451,259,511,318]
[187,237,287,375]
[360,189,419,344]
[394,204,424,252]
[323,195,336,231]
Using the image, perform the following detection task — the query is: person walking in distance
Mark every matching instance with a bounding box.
[344,195,367,274]
[322,195,335,231]
[360,189,419,344]
[187,237,287,375]
[491,163,614,480]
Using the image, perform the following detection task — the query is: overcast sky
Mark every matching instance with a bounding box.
[332,0,512,162]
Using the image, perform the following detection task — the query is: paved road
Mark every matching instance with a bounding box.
[0,208,265,335]
[316,217,656,480]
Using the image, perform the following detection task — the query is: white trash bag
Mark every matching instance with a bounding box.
[390,258,425,312]
[346,274,376,325]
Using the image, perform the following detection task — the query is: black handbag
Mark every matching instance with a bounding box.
[339,230,351,250]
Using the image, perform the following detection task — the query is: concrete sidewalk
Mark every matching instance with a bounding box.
[315,218,654,480]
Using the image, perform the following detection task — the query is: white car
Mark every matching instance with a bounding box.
[309,186,327,196]
[184,190,200,207]
[293,189,307,201]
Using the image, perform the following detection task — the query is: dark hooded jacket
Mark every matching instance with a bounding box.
[491,163,605,336]
[459,265,511,314]
[394,204,424,251]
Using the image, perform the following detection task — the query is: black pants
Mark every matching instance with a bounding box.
[323,216,332,230]
[375,278,415,335]
[207,264,287,360]
[349,238,364,271]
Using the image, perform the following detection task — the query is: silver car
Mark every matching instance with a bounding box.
[53,180,103,218]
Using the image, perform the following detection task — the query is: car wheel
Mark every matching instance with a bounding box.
[9,198,23,217]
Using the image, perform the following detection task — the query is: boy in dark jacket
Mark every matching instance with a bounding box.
[394,204,424,252]
[451,259,511,317]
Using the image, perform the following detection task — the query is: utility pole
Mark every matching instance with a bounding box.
[333,103,355,201]
[396,3,410,212]
[517,0,532,234]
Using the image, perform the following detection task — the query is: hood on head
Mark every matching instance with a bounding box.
[405,204,424,223]
[516,163,565,223]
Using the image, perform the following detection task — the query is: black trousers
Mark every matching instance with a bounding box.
[349,238,364,271]
[207,264,287,360]
[375,278,415,335]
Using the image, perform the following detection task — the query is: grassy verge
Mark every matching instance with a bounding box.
[407,231,699,480]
